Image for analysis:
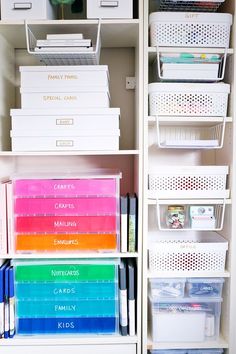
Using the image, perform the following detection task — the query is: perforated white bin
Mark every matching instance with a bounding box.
[148,166,229,198]
[148,231,228,274]
[148,83,230,117]
[149,12,232,48]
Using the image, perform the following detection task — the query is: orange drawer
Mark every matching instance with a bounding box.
[16,233,117,252]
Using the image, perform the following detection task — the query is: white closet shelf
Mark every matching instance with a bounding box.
[147,270,230,278]
[148,46,234,63]
[0,150,140,156]
[148,116,232,126]
[1,252,139,259]
[147,335,228,349]
[0,20,140,48]
[0,335,139,346]
[148,198,232,205]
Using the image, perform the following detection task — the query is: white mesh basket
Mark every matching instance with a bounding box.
[149,12,232,48]
[148,166,229,198]
[148,232,228,273]
[148,83,230,117]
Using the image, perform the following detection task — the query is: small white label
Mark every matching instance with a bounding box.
[56,119,74,126]
[56,140,74,147]
[119,289,128,326]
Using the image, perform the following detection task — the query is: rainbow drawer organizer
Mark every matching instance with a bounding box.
[149,12,232,48]
[13,259,119,335]
[13,173,121,253]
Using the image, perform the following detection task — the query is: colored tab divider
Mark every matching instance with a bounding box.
[16,299,117,317]
[14,179,118,197]
[14,197,118,215]
[15,233,118,252]
[15,263,117,282]
[15,281,117,300]
[17,317,118,335]
[15,215,117,233]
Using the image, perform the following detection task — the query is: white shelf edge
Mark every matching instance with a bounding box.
[0,150,140,157]
[0,19,140,26]
[0,252,139,259]
[148,116,233,124]
[147,335,229,349]
[148,46,234,55]
[148,198,232,205]
[147,270,230,278]
[0,335,139,346]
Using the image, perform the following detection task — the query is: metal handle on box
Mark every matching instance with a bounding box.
[14,2,32,10]
[100,1,119,7]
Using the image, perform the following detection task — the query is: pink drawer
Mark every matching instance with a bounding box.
[15,215,117,233]
[14,178,118,197]
[14,197,117,215]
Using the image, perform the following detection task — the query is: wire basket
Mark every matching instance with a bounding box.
[25,20,101,66]
[157,0,225,12]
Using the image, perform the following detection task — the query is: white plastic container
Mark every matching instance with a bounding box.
[160,63,220,80]
[149,12,232,48]
[10,108,120,131]
[11,129,120,152]
[1,0,55,20]
[148,83,230,117]
[148,231,228,274]
[20,87,110,109]
[148,165,229,198]
[149,296,222,342]
[87,0,133,19]
[20,66,109,89]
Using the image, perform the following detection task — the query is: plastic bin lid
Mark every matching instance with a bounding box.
[148,82,230,94]
[149,12,232,25]
[149,278,186,284]
[187,277,224,283]
[19,65,109,72]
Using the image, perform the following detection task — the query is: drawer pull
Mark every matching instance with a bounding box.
[100,1,119,8]
[13,2,32,10]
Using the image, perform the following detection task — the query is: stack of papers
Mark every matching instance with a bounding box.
[35,33,93,53]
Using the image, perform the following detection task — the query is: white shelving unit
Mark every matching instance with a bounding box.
[0,2,143,353]
[143,1,236,354]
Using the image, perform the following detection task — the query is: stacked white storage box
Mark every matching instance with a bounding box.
[11,65,120,151]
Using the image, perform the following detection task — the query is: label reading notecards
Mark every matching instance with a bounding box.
[15,264,116,282]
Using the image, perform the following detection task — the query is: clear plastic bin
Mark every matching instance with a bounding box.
[186,278,224,298]
[149,278,186,298]
[149,296,222,342]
